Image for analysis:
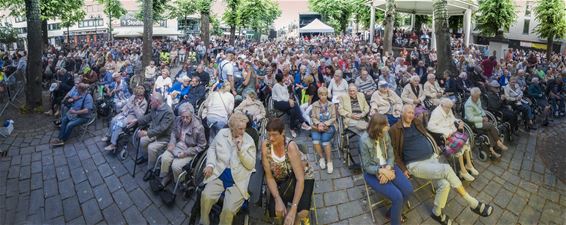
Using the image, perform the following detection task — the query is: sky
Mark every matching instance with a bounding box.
[211,0,311,30]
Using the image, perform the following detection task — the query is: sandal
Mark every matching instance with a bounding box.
[385,210,407,223]
[431,213,453,225]
[471,202,493,217]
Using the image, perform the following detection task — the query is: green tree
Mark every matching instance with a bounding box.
[97,0,126,41]
[533,0,566,60]
[383,0,395,52]
[136,0,167,21]
[237,0,281,40]
[171,0,214,47]
[448,15,463,33]
[210,14,223,36]
[414,15,431,32]
[353,1,384,29]
[309,0,355,34]
[142,0,153,69]
[433,0,456,77]
[223,0,240,45]
[60,4,86,45]
[24,0,43,110]
[475,0,516,37]
[0,23,18,45]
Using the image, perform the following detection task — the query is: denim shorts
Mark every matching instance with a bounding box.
[311,125,335,146]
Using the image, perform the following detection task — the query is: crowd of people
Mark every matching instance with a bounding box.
[12,30,564,225]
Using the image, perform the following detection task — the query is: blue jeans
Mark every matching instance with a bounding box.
[58,115,89,141]
[207,116,228,141]
[311,125,335,146]
[364,166,413,225]
[550,96,565,113]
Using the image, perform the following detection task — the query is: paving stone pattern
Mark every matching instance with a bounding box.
[1,110,565,224]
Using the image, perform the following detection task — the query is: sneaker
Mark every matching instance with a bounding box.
[327,162,333,174]
[466,166,479,176]
[50,139,64,146]
[319,158,326,169]
[459,171,475,181]
[301,123,311,130]
[101,136,109,142]
[104,145,116,151]
[44,110,53,115]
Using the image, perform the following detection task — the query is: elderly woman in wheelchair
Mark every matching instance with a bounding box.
[262,118,315,225]
[401,75,428,116]
[427,98,479,181]
[359,113,413,225]
[338,84,370,134]
[234,92,266,129]
[157,104,207,188]
[200,112,256,225]
[465,87,508,159]
[102,86,147,151]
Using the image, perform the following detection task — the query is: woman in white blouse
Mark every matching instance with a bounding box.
[154,69,172,95]
[202,82,235,140]
[272,73,310,138]
[427,98,478,181]
[327,70,348,103]
[423,74,444,106]
[401,75,427,116]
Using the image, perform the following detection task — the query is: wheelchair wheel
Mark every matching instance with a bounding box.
[119,147,128,161]
[193,154,208,187]
[477,148,489,162]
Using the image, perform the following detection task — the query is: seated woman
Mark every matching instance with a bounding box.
[106,72,131,112]
[504,77,535,130]
[401,75,427,116]
[167,76,191,106]
[428,98,479,181]
[50,83,94,146]
[102,86,148,151]
[262,118,315,225]
[310,87,337,174]
[201,82,234,140]
[154,69,173,95]
[200,112,256,225]
[465,87,508,159]
[423,74,444,107]
[527,77,551,126]
[338,84,370,135]
[234,92,266,129]
[359,113,413,225]
[370,81,403,125]
[272,73,310,138]
[159,103,207,186]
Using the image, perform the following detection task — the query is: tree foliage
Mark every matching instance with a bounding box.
[210,14,223,36]
[448,15,463,32]
[309,0,356,33]
[237,0,281,31]
[136,0,167,21]
[533,0,566,59]
[353,1,384,29]
[0,23,18,44]
[475,0,516,37]
[98,0,126,21]
[414,15,431,32]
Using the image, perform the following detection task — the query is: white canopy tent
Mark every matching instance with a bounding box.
[299,19,335,34]
[372,0,478,48]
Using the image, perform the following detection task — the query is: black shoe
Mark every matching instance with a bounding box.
[136,156,147,165]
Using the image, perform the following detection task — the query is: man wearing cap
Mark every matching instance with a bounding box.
[528,77,552,125]
[370,80,403,125]
[484,80,518,130]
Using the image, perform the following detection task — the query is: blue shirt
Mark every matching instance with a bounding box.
[402,124,434,165]
[168,81,191,100]
[71,93,94,118]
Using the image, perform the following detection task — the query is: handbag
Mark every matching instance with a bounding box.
[444,132,468,156]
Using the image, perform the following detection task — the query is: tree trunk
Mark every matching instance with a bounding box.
[383,0,395,53]
[142,0,153,70]
[41,19,48,50]
[229,25,236,45]
[547,35,554,61]
[200,12,210,47]
[433,0,456,77]
[108,12,113,42]
[24,0,43,109]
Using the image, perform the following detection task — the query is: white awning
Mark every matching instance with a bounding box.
[113,27,181,37]
[299,19,335,34]
[373,0,478,16]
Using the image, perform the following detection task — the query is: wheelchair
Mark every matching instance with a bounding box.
[187,127,263,225]
[461,121,495,162]
[266,96,286,119]
[108,125,138,161]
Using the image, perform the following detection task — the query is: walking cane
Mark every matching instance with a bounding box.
[132,127,141,177]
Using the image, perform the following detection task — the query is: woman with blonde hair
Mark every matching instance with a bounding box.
[310,86,337,173]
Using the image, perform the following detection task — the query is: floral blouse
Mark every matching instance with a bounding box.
[265,139,314,182]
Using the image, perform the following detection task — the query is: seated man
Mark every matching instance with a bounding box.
[484,80,518,131]
[355,69,377,100]
[50,83,94,146]
[127,93,174,167]
[527,77,551,126]
[186,76,207,109]
[370,81,403,125]
[390,104,494,225]
[159,104,207,186]
[167,76,191,106]
[338,83,370,134]
[200,112,256,225]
